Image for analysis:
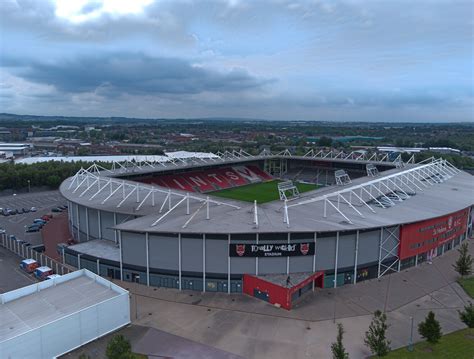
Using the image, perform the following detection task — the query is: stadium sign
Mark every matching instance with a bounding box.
[399,208,469,260]
[229,242,315,257]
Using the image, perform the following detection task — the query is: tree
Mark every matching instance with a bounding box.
[318,136,333,147]
[418,311,442,344]
[459,302,474,328]
[453,243,473,277]
[364,310,391,357]
[106,334,132,359]
[331,323,349,359]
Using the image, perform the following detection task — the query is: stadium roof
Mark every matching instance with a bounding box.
[60,152,474,234]
[15,151,214,164]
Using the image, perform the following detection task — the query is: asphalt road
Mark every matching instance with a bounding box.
[0,190,66,246]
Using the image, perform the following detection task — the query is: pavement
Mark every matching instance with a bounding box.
[61,324,244,359]
[114,238,474,359]
[0,190,66,246]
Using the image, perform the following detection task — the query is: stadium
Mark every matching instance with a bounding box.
[59,149,474,309]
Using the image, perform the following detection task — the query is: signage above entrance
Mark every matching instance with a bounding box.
[229,242,315,257]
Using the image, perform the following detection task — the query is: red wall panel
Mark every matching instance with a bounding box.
[399,208,469,260]
[243,274,290,309]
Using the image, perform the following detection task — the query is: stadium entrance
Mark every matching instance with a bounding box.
[242,271,324,310]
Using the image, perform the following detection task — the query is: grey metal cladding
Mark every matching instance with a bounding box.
[88,208,99,239]
[78,205,87,232]
[149,234,179,270]
[70,203,76,227]
[357,229,381,265]
[80,257,97,272]
[259,257,286,274]
[382,226,400,259]
[121,231,146,266]
[181,237,204,272]
[78,230,87,242]
[100,211,115,241]
[337,233,357,268]
[315,235,336,270]
[205,239,227,273]
[117,213,132,224]
[230,257,255,275]
[289,255,313,272]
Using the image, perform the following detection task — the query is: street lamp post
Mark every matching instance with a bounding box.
[408,316,414,352]
[135,275,140,320]
[27,180,31,193]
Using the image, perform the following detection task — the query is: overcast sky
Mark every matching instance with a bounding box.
[0,0,472,122]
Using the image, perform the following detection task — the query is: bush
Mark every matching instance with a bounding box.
[453,243,473,277]
[106,334,132,359]
[459,302,474,328]
[331,323,349,359]
[364,310,391,356]
[418,311,442,344]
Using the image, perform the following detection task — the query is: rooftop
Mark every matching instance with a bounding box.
[68,239,120,262]
[0,269,127,343]
[59,153,474,234]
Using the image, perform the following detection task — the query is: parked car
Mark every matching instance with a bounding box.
[0,228,6,234]
[33,219,47,225]
[9,235,16,241]
[41,215,52,221]
[22,207,30,213]
[26,226,40,233]
[30,207,37,212]
[58,205,68,210]
[46,274,61,280]
[51,207,63,213]
[20,259,39,273]
[34,266,53,280]
[9,209,18,215]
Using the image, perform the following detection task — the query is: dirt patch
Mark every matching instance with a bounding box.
[422,347,433,353]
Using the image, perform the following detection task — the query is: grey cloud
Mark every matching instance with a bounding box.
[7,53,272,96]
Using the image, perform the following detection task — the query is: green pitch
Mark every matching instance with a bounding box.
[210,180,320,203]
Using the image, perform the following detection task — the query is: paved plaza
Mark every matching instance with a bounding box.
[117,238,473,358]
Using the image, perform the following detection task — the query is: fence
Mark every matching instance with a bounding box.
[0,232,74,276]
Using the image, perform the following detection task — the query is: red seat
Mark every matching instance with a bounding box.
[203,171,233,189]
[246,165,273,181]
[179,172,215,192]
[214,167,249,186]
[160,174,195,192]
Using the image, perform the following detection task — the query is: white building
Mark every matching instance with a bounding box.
[0,269,130,359]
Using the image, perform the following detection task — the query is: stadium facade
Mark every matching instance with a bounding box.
[59,150,474,302]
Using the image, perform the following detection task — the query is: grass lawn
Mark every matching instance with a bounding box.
[210,180,320,203]
[383,328,474,358]
[458,276,474,298]
[132,354,148,359]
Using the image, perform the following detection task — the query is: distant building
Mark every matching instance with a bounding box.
[0,143,33,156]
[376,146,461,155]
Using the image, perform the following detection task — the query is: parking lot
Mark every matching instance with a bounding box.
[0,246,37,293]
[0,190,67,246]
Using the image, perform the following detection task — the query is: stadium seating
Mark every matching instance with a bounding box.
[246,165,273,181]
[138,165,273,193]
